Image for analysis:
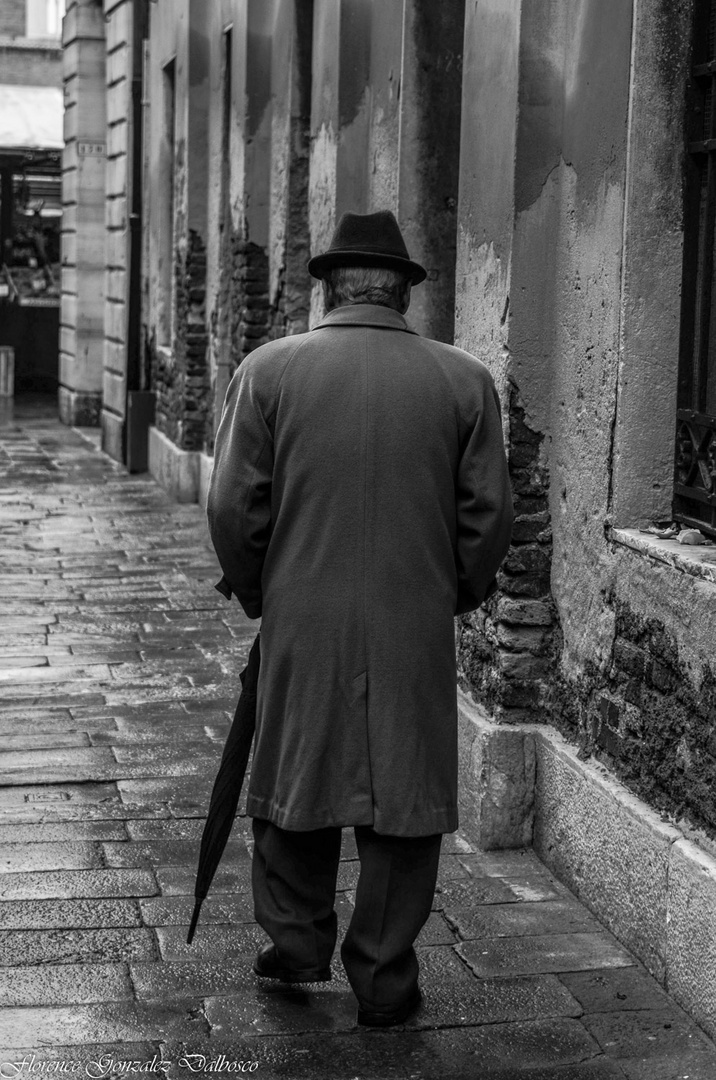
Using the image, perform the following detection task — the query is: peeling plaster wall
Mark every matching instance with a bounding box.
[510,0,633,680]
[362,2,400,214]
[204,0,236,444]
[398,0,464,343]
[457,0,633,697]
[454,0,520,413]
[268,0,312,341]
[308,0,404,327]
[308,0,338,325]
[611,0,691,527]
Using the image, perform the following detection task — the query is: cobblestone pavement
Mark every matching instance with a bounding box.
[1,405,716,1080]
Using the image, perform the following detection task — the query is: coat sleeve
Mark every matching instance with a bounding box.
[207,358,274,620]
[455,372,514,615]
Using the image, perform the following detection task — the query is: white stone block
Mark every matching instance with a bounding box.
[533,730,680,983]
[666,838,716,1040]
[148,425,200,504]
[457,691,535,850]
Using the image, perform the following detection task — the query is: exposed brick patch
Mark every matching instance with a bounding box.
[553,598,716,841]
[457,387,559,722]
[269,110,311,340]
[231,236,271,363]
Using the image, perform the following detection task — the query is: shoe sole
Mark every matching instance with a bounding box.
[253,963,331,983]
[356,989,422,1027]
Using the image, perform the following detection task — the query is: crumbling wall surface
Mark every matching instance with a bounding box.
[308,0,339,326]
[457,392,558,721]
[553,546,716,839]
[610,0,692,527]
[308,0,404,327]
[456,0,634,722]
[268,0,312,341]
[511,0,634,679]
[454,0,519,414]
[151,149,211,451]
[398,0,464,344]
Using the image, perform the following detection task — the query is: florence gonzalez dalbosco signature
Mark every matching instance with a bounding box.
[0,1056,260,1078]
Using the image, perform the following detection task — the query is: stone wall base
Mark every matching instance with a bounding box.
[148,424,213,506]
[458,690,716,1041]
[58,387,102,427]
[101,409,124,464]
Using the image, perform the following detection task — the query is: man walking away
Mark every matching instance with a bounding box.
[207,210,513,1027]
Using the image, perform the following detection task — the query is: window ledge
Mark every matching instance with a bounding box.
[610,527,716,587]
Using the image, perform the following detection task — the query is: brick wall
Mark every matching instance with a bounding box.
[0,43,62,85]
[230,237,271,364]
[457,389,559,722]
[0,0,26,37]
[552,600,716,837]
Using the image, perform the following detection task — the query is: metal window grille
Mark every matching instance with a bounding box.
[674,0,716,537]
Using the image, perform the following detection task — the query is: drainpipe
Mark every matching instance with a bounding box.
[125,0,154,472]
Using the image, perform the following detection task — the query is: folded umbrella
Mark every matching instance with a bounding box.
[187,631,261,945]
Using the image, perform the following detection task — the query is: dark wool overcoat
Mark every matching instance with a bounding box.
[207,304,513,836]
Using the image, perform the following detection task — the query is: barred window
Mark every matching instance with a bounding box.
[675,0,716,536]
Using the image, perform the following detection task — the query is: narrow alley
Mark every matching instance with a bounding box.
[0,406,714,1079]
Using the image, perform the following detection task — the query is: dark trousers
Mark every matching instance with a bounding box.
[251,818,442,1010]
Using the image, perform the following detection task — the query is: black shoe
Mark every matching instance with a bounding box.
[253,943,332,983]
[356,987,422,1028]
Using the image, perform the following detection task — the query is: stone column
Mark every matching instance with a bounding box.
[60,0,107,426]
[267,0,312,342]
[308,0,340,325]
[100,0,135,461]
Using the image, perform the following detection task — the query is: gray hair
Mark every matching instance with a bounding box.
[322,265,411,312]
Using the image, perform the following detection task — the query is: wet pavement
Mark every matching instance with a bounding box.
[1,404,716,1079]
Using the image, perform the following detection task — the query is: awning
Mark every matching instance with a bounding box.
[0,85,63,152]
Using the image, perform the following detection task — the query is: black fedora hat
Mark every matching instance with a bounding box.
[308,210,427,285]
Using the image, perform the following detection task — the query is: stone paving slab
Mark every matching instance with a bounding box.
[0,962,134,1006]
[102,839,245,869]
[459,933,635,978]
[0,1001,208,1049]
[0,926,158,966]
[2,414,715,1077]
[1,732,92,749]
[0,897,141,929]
[445,898,603,939]
[0,841,106,873]
[0,821,128,843]
[159,1020,604,1078]
[0,868,159,901]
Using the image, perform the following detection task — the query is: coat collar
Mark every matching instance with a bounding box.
[311,304,419,335]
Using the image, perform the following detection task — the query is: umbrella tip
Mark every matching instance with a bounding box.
[187,901,202,945]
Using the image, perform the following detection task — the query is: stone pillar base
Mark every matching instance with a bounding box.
[101,409,124,464]
[58,387,102,427]
[148,425,213,506]
[457,691,535,850]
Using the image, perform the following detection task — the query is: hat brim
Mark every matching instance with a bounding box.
[307,249,427,285]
